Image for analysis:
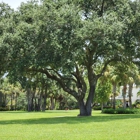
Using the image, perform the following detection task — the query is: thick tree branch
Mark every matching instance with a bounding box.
[97,58,122,78]
[53,69,77,83]
[100,0,105,16]
[75,65,87,97]
[28,67,78,99]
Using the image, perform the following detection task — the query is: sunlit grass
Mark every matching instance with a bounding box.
[0,110,140,140]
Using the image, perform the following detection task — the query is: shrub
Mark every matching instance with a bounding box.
[103,106,112,109]
[0,107,9,111]
[136,104,140,109]
[93,106,101,110]
[102,108,115,114]
[102,108,140,114]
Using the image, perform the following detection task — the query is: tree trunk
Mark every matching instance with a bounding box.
[37,98,41,111]
[50,96,55,110]
[36,93,42,111]
[78,99,87,116]
[35,98,38,111]
[113,94,116,109]
[27,93,31,111]
[42,93,47,112]
[86,84,96,116]
[15,93,18,110]
[10,94,13,110]
[101,103,104,112]
[27,88,32,112]
[112,84,116,109]
[3,94,7,107]
[78,81,97,116]
[128,83,133,109]
[123,84,127,109]
[31,95,34,111]
[123,94,126,109]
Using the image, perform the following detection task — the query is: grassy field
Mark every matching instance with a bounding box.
[0,110,140,140]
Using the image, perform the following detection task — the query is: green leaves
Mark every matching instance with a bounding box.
[95,79,112,103]
[0,0,140,114]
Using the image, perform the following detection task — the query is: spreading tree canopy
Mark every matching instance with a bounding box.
[1,0,140,116]
[0,2,14,76]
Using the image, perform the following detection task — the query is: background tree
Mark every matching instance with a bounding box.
[95,77,112,111]
[0,2,14,77]
[0,78,22,110]
[127,63,140,108]
[110,66,121,109]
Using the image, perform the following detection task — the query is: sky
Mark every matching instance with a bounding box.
[0,0,136,10]
[0,0,28,9]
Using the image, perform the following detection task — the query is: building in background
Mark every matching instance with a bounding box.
[116,84,140,106]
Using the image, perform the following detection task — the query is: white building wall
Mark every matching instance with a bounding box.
[131,85,140,103]
[116,84,140,104]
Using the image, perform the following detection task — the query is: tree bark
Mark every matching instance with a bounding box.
[15,93,18,110]
[78,79,97,116]
[36,92,43,111]
[128,83,133,109]
[123,84,127,109]
[27,90,31,111]
[42,92,47,112]
[27,88,32,112]
[10,94,13,110]
[86,84,96,116]
[31,95,34,111]
[37,98,41,111]
[35,97,38,111]
[78,99,87,116]
[50,96,55,110]
[112,84,116,109]
[101,103,104,112]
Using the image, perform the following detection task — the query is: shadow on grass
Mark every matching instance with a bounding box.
[0,113,140,125]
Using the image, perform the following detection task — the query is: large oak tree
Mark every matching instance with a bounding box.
[1,0,140,116]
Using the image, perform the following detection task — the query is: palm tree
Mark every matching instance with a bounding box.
[118,63,140,109]
[127,64,140,108]
[128,77,133,108]
[109,65,122,109]
[110,75,120,109]
[109,63,129,109]
[121,74,129,109]
[0,78,22,110]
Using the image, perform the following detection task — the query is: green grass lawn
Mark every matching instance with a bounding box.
[0,110,140,140]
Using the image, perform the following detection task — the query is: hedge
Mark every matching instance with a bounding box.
[102,108,140,114]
